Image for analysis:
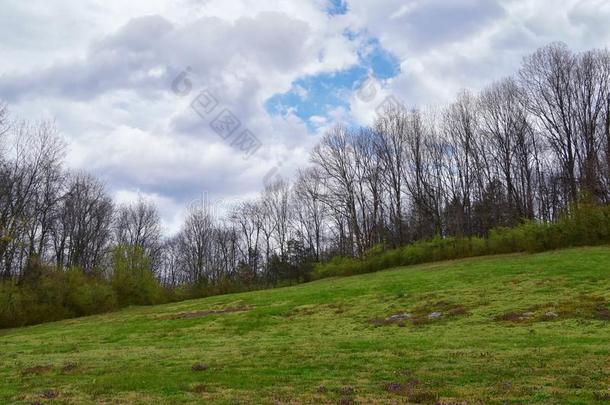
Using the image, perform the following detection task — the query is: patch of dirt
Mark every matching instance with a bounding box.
[593,391,610,401]
[382,380,420,395]
[370,301,468,327]
[191,384,208,393]
[21,365,53,376]
[383,382,404,394]
[495,380,514,393]
[382,379,438,402]
[191,363,209,372]
[327,303,347,315]
[435,400,468,405]
[165,306,251,320]
[494,311,533,322]
[596,307,610,320]
[411,301,468,325]
[495,295,610,324]
[284,305,318,318]
[61,362,78,373]
[40,390,58,399]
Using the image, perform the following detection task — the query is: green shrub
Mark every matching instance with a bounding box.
[111,245,163,307]
[315,203,610,279]
[64,268,117,316]
[0,264,119,328]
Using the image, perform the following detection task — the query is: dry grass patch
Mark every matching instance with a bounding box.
[164,306,251,320]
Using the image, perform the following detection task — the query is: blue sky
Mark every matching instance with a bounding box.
[265,37,400,130]
[326,0,348,16]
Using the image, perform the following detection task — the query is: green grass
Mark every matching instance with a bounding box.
[1,247,609,404]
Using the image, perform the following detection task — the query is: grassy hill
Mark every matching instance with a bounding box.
[1,247,609,404]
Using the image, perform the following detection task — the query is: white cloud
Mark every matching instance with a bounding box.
[0,0,358,232]
[2,0,609,233]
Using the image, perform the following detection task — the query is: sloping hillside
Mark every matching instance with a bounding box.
[1,247,609,404]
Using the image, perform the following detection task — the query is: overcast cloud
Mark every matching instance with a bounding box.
[1,0,609,233]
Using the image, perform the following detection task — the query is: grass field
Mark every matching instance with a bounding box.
[1,247,609,404]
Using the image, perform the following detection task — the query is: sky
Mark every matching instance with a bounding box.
[1,0,609,233]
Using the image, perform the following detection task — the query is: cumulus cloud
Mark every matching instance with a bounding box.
[341,0,610,117]
[1,0,608,232]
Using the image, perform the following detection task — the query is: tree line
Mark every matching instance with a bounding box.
[1,43,610,326]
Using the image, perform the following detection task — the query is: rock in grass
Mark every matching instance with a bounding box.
[385,313,411,322]
[544,311,558,318]
[428,312,443,319]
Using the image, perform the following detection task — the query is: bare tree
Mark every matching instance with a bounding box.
[160,236,183,286]
[311,126,363,256]
[292,167,327,261]
[114,197,163,273]
[230,201,262,277]
[0,120,65,277]
[572,49,610,200]
[479,78,535,220]
[443,90,480,236]
[401,109,446,238]
[520,43,579,204]
[374,107,408,245]
[176,203,215,284]
[0,102,8,140]
[52,173,113,274]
